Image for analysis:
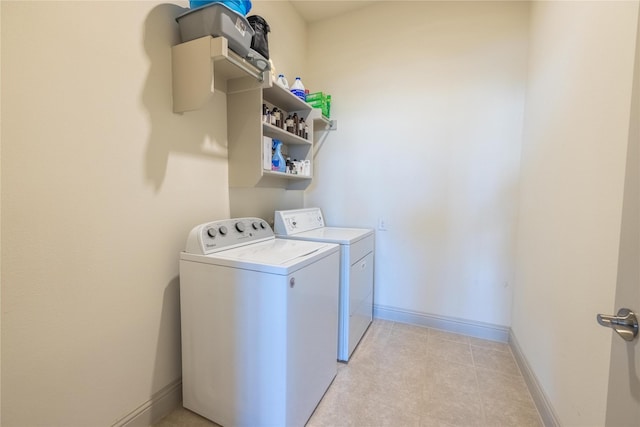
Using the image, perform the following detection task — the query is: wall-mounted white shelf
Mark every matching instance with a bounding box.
[263,170,313,180]
[263,123,312,146]
[171,36,266,113]
[228,83,316,190]
[171,36,337,189]
[263,84,311,113]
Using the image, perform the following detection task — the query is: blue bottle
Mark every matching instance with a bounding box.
[271,139,286,173]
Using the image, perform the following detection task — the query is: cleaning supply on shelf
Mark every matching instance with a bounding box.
[299,117,307,139]
[286,115,294,133]
[306,91,331,118]
[290,77,306,101]
[276,74,289,89]
[271,139,286,173]
[263,136,272,170]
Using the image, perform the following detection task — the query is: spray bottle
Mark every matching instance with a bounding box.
[271,139,286,173]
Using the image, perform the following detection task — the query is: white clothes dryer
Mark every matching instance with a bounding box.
[179,217,340,427]
[274,208,374,362]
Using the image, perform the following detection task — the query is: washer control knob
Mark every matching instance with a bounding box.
[219,226,228,236]
[235,222,245,232]
[260,221,267,229]
[252,221,260,230]
[206,227,217,238]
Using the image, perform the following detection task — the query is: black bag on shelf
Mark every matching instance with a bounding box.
[247,15,270,59]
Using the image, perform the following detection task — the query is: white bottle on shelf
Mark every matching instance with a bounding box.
[290,77,305,100]
[276,74,289,90]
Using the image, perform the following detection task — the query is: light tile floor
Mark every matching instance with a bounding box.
[155,320,543,427]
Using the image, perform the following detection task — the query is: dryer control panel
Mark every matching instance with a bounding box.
[274,208,325,236]
[184,217,273,255]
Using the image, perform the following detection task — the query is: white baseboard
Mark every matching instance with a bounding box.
[374,304,510,342]
[509,331,560,427]
[111,379,182,427]
[374,304,559,427]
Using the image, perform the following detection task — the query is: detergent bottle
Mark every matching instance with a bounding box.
[271,139,286,173]
[290,77,305,101]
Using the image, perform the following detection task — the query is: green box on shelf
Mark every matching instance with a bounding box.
[321,104,330,118]
[305,92,325,103]
[308,99,324,108]
[325,95,331,118]
[307,93,331,118]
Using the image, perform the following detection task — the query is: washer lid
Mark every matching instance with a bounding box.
[181,238,339,275]
[280,227,374,245]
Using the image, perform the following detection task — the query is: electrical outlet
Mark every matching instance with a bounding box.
[378,218,387,231]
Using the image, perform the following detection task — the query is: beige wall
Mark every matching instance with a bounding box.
[304,1,530,327]
[512,1,639,425]
[3,1,639,425]
[0,0,305,425]
[2,1,224,424]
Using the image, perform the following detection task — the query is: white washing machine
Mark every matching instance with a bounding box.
[179,217,340,427]
[274,208,374,362]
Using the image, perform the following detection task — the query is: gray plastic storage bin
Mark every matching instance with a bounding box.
[176,3,255,57]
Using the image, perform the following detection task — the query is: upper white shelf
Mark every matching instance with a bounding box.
[171,36,267,113]
[263,84,311,113]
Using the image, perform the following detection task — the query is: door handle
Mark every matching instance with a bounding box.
[597,308,638,342]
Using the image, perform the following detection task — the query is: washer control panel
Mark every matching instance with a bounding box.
[274,208,325,236]
[184,217,273,255]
